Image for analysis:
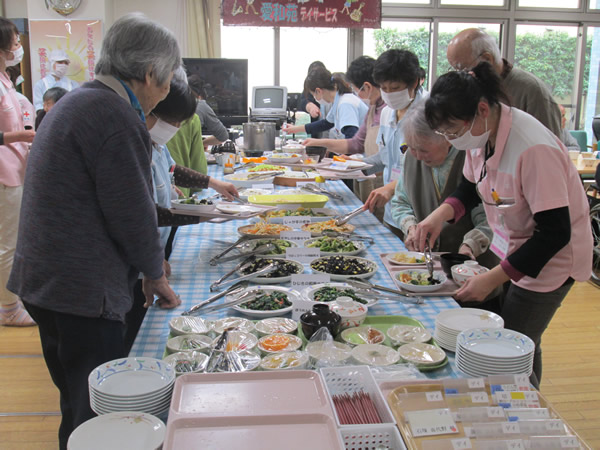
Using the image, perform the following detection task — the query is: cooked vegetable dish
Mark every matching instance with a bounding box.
[310,256,373,276]
[180,198,213,205]
[312,286,368,305]
[241,258,302,278]
[302,220,354,234]
[391,252,425,264]
[248,164,285,172]
[239,290,292,311]
[250,239,293,255]
[306,237,359,253]
[265,207,327,218]
[240,223,292,235]
[399,271,441,285]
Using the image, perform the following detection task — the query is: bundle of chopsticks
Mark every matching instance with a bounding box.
[332,390,382,424]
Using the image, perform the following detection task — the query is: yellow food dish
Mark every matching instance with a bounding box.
[248,194,329,208]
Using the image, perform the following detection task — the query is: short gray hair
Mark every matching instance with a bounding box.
[402,99,447,148]
[471,32,502,65]
[95,13,181,86]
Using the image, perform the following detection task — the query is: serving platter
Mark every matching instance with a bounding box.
[300,282,378,306]
[226,285,301,318]
[171,202,276,220]
[310,255,378,281]
[303,237,367,256]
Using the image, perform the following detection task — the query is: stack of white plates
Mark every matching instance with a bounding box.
[434,308,504,352]
[455,328,535,377]
[68,411,166,450]
[88,357,175,417]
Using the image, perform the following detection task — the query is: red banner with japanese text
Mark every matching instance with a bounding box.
[222,0,381,29]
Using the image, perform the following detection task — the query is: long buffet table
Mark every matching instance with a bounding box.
[130,165,462,379]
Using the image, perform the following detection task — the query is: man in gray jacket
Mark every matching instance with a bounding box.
[447,28,562,140]
[7,14,181,449]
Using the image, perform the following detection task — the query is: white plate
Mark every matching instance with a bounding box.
[310,256,378,281]
[211,317,255,335]
[456,328,535,358]
[238,258,304,284]
[350,344,400,366]
[163,352,210,375]
[237,188,272,200]
[395,269,447,293]
[227,286,301,318]
[254,317,298,336]
[88,357,175,397]
[436,308,504,333]
[168,316,211,336]
[170,199,216,212]
[68,412,166,450]
[267,153,303,164]
[303,237,367,256]
[300,282,377,306]
[278,188,305,195]
[265,207,338,224]
[387,325,432,345]
[224,173,277,188]
[397,343,446,366]
[215,203,265,215]
[385,251,426,266]
[240,238,298,256]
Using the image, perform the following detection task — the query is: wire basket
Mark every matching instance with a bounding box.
[320,365,395,427]
[340,424,407,450]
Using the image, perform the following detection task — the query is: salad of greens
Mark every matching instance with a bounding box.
[312,286,368,305]
[266,207,328,218]
[310,256,374,276]
[306,237,359,253]
[239,290,292,311]
[241,258,302,278]
[250,239,293,255]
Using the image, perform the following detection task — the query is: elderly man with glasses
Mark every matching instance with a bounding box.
[447,28,562,140]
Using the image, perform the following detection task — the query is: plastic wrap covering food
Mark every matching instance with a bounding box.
[205,328,261,373]
[350,344,400,366]
[167,334,213,354]
[254,317,298,336]
[397,343,446,366]
[219,330,258,352]
[305,327,352,369]
[211,317,255,335]
[368,364,425,382]
[169,316,211,335]
[260,351,309,370]
[340,326,385,346]
[163,351,209,375]
[258,333,303,354]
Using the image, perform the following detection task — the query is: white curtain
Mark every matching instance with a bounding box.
[177,0,221,58]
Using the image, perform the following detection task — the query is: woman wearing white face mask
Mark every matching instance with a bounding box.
[0,18,36,327]
[360,49,425,236]
[32,49,79,113]
[283,66,368,140]
[414,62,592,388]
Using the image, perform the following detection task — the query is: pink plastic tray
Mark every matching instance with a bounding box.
[163,413,343,450]
[169,371,332,419]
[380,253,460,297]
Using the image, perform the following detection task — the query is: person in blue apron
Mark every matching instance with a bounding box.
[32,49,79,113]
[284,66,368,140]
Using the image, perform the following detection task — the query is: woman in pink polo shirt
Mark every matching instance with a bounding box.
[0,18,36,326]
[414,62,592,388]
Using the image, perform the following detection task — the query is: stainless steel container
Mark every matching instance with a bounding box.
[243,122,276,151]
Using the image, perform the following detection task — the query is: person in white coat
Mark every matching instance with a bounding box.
[32,49,78,112]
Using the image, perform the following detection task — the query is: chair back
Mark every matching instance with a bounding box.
[569,130,588,152]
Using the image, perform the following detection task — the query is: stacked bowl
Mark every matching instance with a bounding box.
[455,328,535,377]
[434,308,504,352]
[88,357,175,417]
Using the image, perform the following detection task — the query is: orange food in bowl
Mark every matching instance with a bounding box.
[332,155,346,162]
[261,334,290,352]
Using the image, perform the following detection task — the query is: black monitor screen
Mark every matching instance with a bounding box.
[255,88,284,109]
[183,58,248,122]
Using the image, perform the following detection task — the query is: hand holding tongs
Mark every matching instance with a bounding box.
[300,183,343,200]
[322,229,374,244]
[212,243,274,264]
[182,281,249,316]
[210,236,250,266]
[209,258,275,292]
[347,278,424,304]
[424,236,434,283]
[334,206,366,226]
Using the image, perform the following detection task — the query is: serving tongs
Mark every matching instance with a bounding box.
[334,206,366,226]
[210,236,251,265]
[424,236,434,283]
[233,162,256,172]
[246,171,285,180]
[212,243,274,264]
[193,289,259,315]
[322,230,374,245]
[182,280,249,316]
[347,278,425,305]
[300,183,343,200]
[209,258,276,292]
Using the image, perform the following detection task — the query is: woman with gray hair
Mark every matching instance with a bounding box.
[7,13,181,448]
[390,100,497,268]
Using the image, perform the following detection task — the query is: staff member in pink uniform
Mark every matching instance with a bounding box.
[415,62,592,388]
[0,18,35,326]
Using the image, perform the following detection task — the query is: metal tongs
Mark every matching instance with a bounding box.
[334,206,366,226]
[246,171,285,180]
[233,162,256,172]
[194,289,259,315]
[347,278,425,304]
[182,280,249,316]
[322,230,374,244]
[212,243,274,264]
[424,236,434,283]
[210,236,251,265]
[300,183,343,200]
[209,258,276,292]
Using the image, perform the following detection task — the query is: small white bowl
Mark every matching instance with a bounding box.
[305,341,352,365]
[211,317,255,335]
[255,318,298,337]
[451,260,489,286]
[257,333,303,354]
[396,269,447,293]
[330,297,368,330]
[171,198,216,213]
[340,326,385,346]
[387,325,432,346]
[169,316,211,336]
[166,334,213,354]
[397,343,446,366]
[213,330,258,352]
[163,351,209,375]
[260,350,309,370]
[351,344,400,366]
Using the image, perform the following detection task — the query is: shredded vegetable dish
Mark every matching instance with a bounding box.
[306,237,359,253]
[301,220,355,234]
[265,207,328,218]
[239,223,292,236]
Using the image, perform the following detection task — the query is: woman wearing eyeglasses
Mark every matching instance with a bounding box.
[414,62,592,388]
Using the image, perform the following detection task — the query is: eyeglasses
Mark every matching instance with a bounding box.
[449,52,485,72]
[434,119,474,139]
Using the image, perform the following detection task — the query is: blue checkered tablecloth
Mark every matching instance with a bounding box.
[131,166,461,379]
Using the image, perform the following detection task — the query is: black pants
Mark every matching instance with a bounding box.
[23,302,126,450]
